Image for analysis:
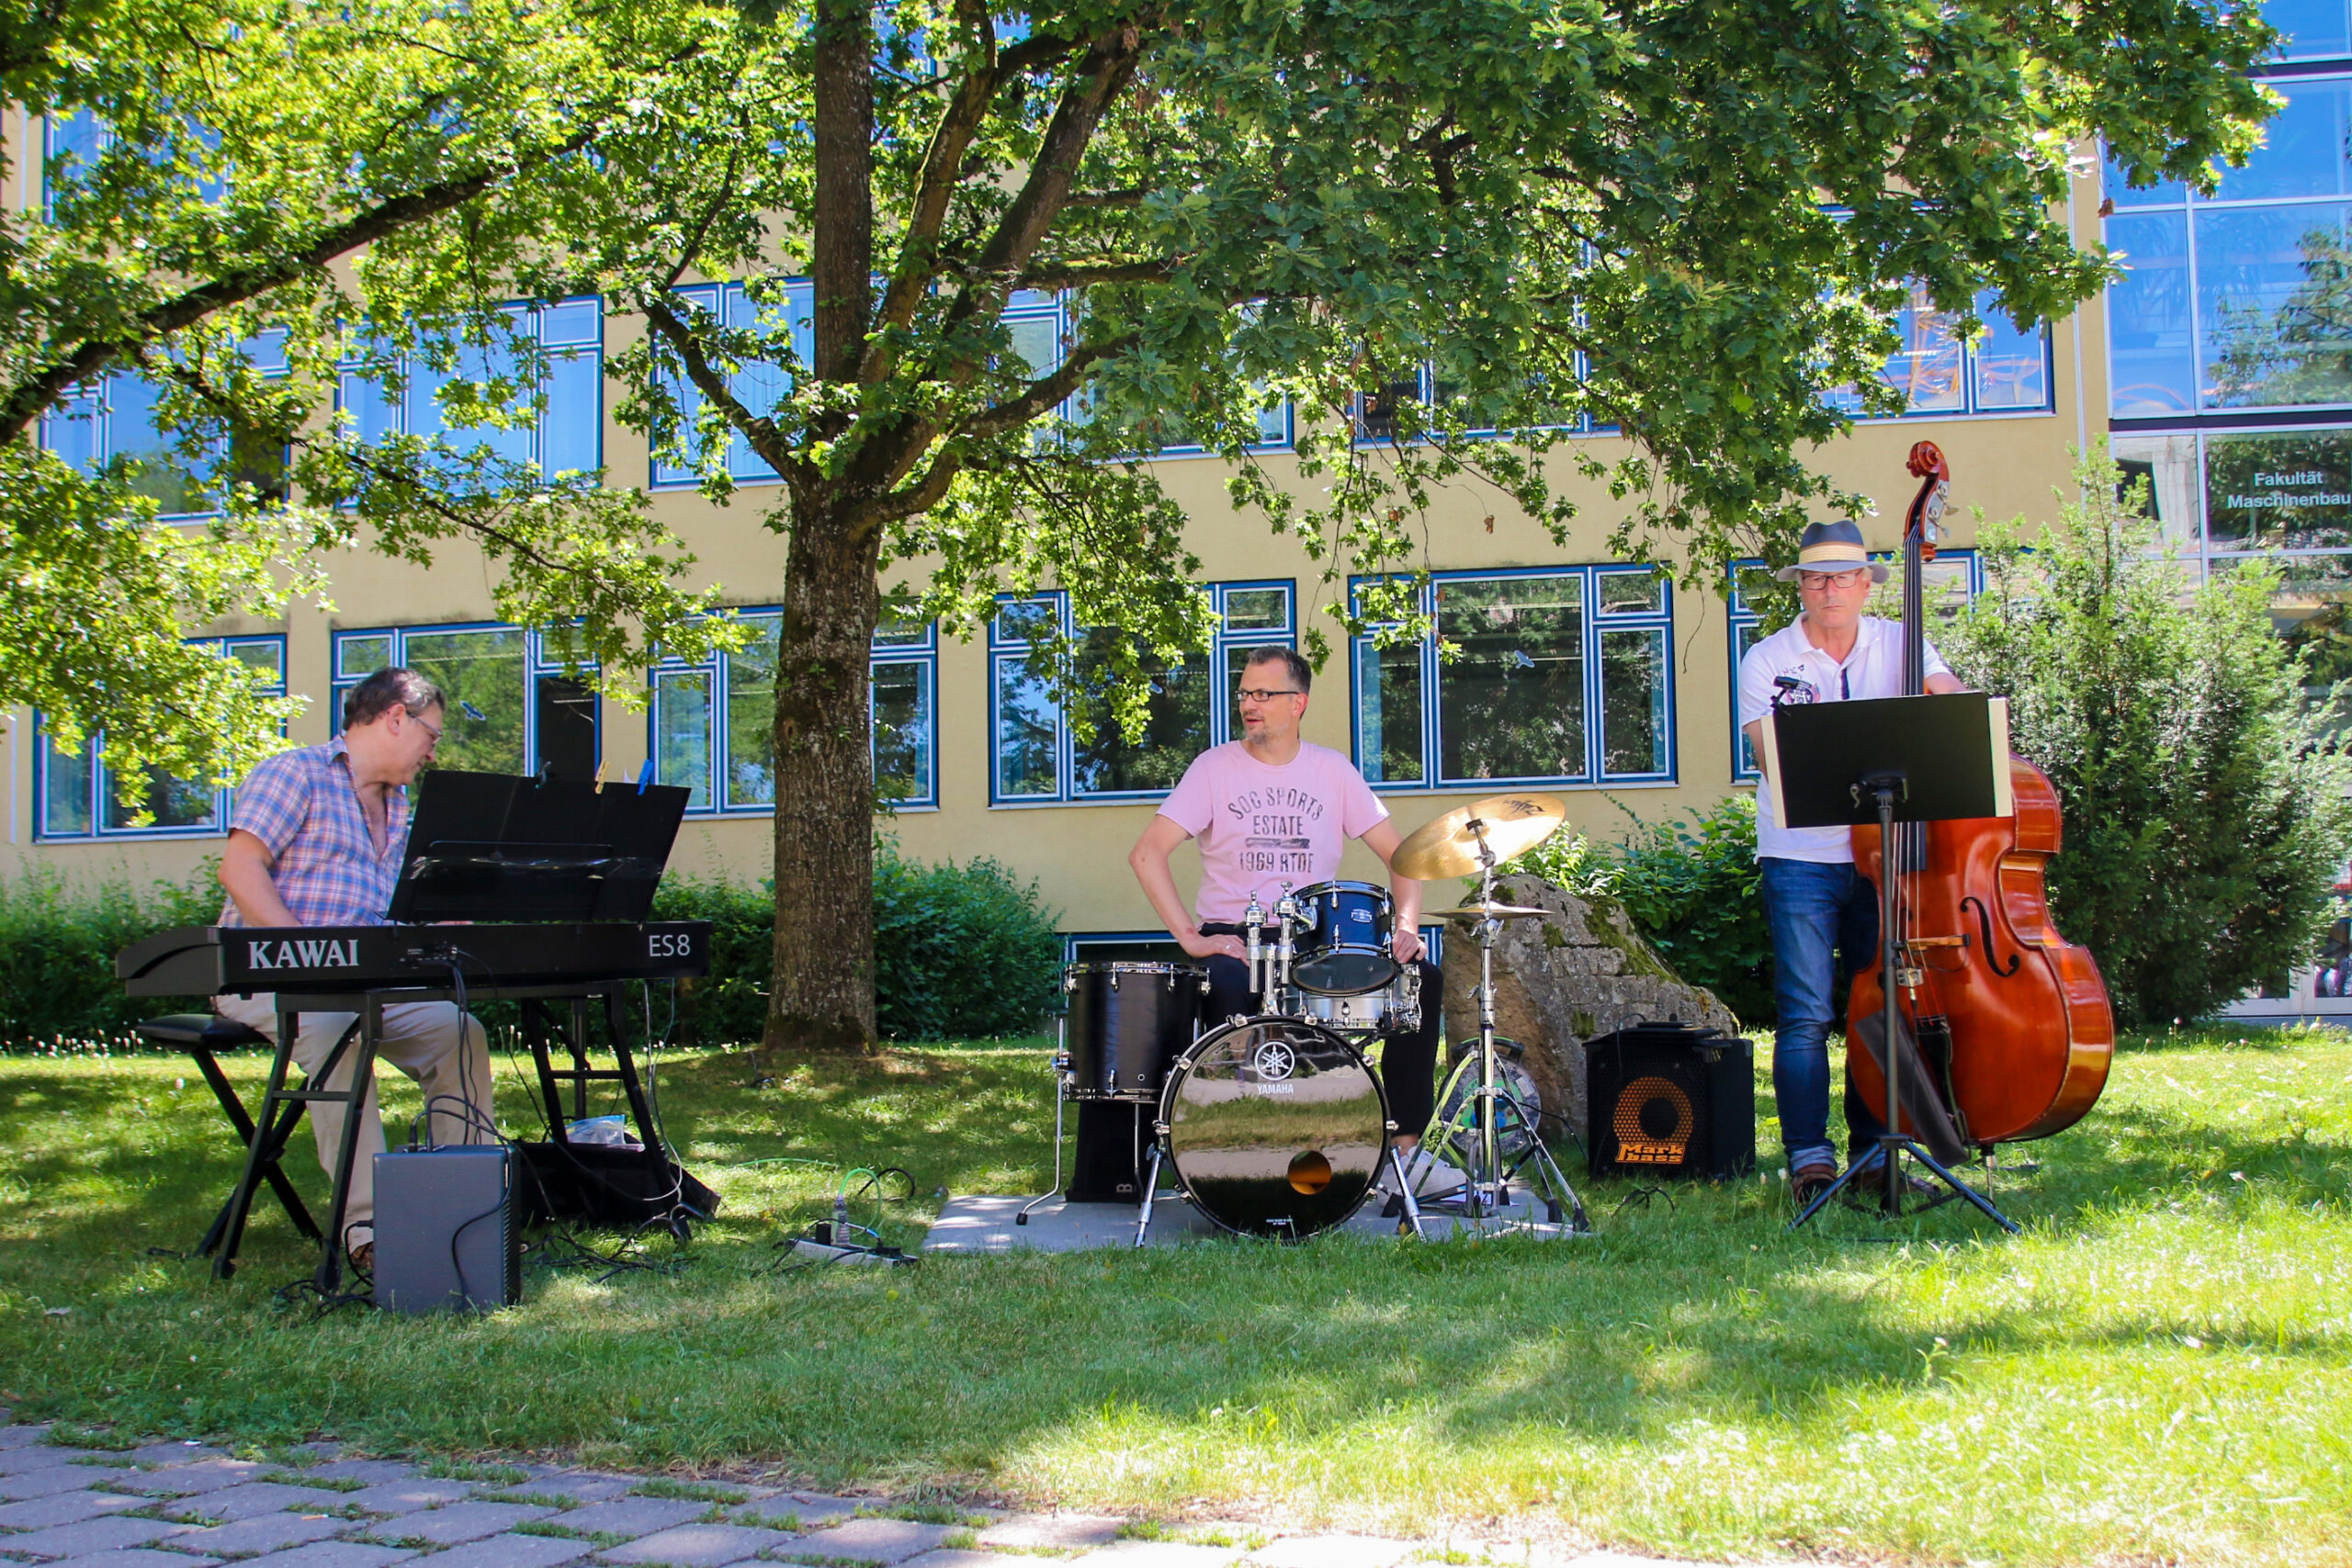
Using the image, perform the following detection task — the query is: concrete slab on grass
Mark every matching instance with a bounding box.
[978,1512,1127,1551]
[408,1531,596,1568]
[922,1191,1579,1254]
[594,1522,801,1565]
[40,1550,222,1568]
[1067,1543,1245,1567]
[379,1500,557,1544]
[233,1541,418,1567]
[160,1481,338,1521]
[1242,1535,1417,1567]
[788,1517,956,1562]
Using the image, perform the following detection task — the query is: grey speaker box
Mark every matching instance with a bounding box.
[372,1145,521,1313]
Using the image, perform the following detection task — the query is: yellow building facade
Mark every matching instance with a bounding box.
[0,155,2113,954]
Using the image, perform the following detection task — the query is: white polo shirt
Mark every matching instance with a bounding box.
[1737,614,1951,863]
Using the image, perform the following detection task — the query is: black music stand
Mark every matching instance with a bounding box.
[390,770,687,924]
[1760,693,2020,1234]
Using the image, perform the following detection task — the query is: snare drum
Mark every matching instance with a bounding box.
[1286,964,1420,1034]
[1064,962,1204,1101]
[1289,880,1398,995]
[1155,1016,1392,1238]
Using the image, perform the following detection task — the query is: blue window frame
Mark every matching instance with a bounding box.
[1823,285,2055,420]
[1725,550,1984,783]
[40,333,289,520]
[43,107,224,213]
[1351,566,1675,791]
[650,280,812,487]
[989,581,1295,805]
[36,637,287,840]
[2103,73,2352,418]
[338,298,603,482]
[649,615,939,812]
[1355,357,1606,443]
[334,624,601,781]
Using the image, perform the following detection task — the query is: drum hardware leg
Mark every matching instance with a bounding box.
[1016,1043,1069,1229]
[1496,1086,1590,1234]
[1382,1138,1427,1240]
[1131,1142,1164,1250]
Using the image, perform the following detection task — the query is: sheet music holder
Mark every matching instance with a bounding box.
[387,769,691,924]
[1760,692,2014,829]
[1757,692,2021,1235]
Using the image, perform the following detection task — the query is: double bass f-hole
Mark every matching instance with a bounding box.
[1961,897,2021,978]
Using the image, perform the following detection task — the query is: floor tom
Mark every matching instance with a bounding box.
[1064,962,1204,1101]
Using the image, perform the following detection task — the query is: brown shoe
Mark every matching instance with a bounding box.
[348,1242,374,1277]
[1790,1161,1838,1207]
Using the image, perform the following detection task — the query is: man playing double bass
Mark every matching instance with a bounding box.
[1739,520,1964,1208]
[1127,646,1453,1191]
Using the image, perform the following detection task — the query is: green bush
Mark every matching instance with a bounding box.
[1502,794,1775,1024]
[0,863,222,1043]
[0,839,1063,1051]
[1939,445,2352,1027]
[651,838,1063,1044]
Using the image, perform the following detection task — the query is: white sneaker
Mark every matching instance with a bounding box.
[1402,1150,1468,1199]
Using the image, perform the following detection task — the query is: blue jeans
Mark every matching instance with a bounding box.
[1759,858,1888,1173]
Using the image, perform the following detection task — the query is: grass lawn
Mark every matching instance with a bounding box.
[2,1024,2348,1566]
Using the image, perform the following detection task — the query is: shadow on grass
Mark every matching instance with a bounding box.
[1,1029,2347,1562]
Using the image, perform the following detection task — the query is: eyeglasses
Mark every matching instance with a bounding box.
[411,711,445,742]
[1799,569,1870,592]
[1236,688,1304,704]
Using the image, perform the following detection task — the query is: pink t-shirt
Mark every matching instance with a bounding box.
[1157,740,1390,924]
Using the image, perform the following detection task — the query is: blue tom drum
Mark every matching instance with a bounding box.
[1289,880,1399,995]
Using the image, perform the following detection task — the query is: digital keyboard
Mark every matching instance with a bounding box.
[118,921,712,997]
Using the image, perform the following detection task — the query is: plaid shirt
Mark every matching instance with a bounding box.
[220,738,409,928]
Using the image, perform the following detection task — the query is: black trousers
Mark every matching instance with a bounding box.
[1198,946,1442,1136]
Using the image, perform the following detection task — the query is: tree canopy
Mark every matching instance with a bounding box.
[2,0,2281,1045]
[0,0,735,788]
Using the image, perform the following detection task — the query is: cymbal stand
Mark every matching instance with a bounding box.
[1446,817,1590,1234]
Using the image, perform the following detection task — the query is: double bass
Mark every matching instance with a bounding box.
[1847,442,2114,1151]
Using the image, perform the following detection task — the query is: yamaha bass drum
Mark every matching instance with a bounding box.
[1154,1016,1392,1238]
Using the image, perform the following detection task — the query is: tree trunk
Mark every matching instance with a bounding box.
[766,0,883,1056]
[763,499,884,1055]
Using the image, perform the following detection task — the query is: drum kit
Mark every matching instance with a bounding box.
[1023,791,1593,1246]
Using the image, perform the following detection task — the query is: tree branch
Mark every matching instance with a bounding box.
[0,119,605,444]
[1011,258,1179,291]
[639,292,792,479]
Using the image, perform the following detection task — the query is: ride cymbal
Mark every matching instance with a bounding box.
[1390,792,1568,881]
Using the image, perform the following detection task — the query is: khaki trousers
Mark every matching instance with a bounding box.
[213,993,493,1247]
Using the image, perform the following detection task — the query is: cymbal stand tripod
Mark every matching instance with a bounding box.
[1440,818,1589,1234]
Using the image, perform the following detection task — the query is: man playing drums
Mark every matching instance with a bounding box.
[1127,646,1453,1189]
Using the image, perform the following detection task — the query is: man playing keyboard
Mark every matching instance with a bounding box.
[212,667,492,1274]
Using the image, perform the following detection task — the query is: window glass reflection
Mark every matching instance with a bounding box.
[2107,210,2198,416]
[2268,0,2352,62]
[2198,202,2352,407]
[1434,575,1587,784]
[2209,77,2352,202]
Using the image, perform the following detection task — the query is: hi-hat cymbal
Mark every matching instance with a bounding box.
[1390,792,1568,881]
[1427,901,1553,922]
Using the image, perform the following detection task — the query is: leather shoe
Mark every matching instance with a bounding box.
[1790,1161,1838,1207]
[348,1241,374,1277]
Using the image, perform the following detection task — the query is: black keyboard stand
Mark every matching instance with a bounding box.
[213,980,662,1294]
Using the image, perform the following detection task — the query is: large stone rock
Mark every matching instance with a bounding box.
[1438,873,1741,1139]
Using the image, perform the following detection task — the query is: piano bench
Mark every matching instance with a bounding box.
[139,1013,322,1253]
[135,1014,270,1054]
